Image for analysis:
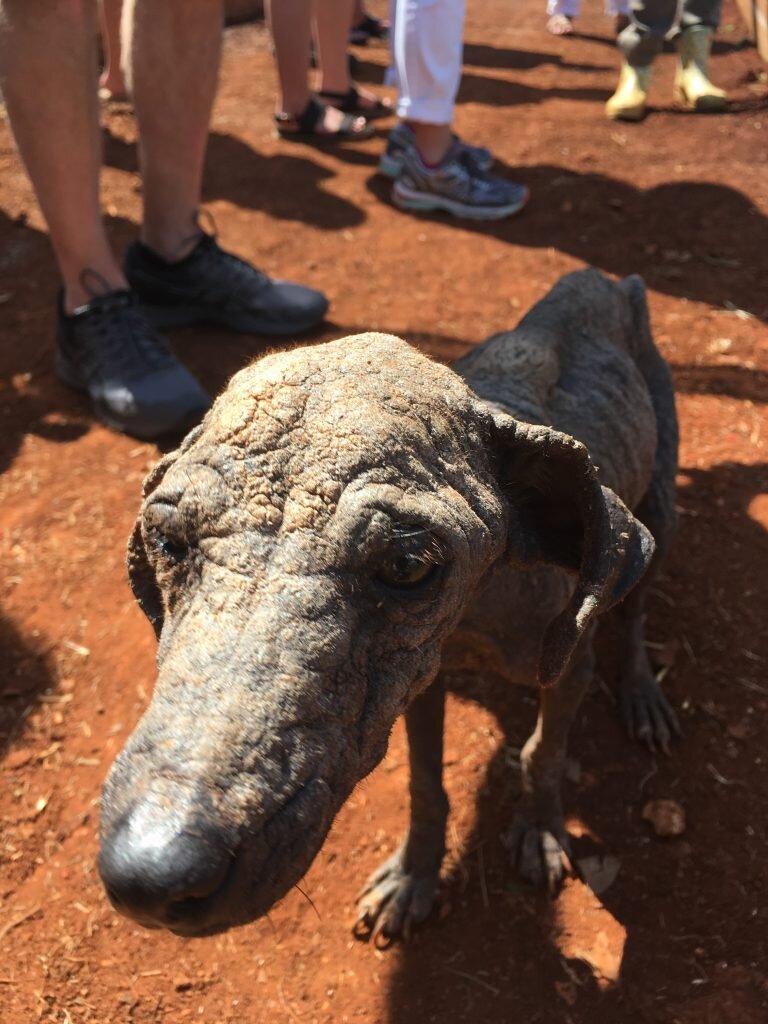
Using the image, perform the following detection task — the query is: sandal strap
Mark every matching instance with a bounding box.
[274,96,371,140]
[274,96,326,134]
[317,86,359,113]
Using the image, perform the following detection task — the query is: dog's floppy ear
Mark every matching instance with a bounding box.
[126,425,204,638]
[491,415,655,687]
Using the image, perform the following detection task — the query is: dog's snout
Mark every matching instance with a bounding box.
[98,799,233,930]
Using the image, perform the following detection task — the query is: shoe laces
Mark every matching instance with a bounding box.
[75,269,175,378]
[185,211,269,298]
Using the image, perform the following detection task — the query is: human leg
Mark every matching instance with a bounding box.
[124,0,328,334]
[673,0,726,109]
[266,0,372,138]
[546,0,580,36]
[99,0,127,100]
[315,0,393,116]
[388,0,528,220]
[0,0,125,310]
[605,0,677,119]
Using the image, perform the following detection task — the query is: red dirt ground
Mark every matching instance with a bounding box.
[1,2,767,1021]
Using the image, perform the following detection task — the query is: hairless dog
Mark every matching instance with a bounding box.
[99,269,679,943]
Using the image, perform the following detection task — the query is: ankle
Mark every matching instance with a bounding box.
[139,225,202,264]
[62,269,128,315]
[407,121,452,167]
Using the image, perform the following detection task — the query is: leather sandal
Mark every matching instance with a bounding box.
[274,96,374,143]
[318,85,393,120]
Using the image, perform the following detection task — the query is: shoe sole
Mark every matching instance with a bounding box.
[673,86,727,112]
[139,303,328,337]
[605,104,646,121]
[55,350,207,441]
[392,182,529,221]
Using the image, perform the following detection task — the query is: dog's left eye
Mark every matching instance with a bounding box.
[375,526,446,590]
[377,551,438,589]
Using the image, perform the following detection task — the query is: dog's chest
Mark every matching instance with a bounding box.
[441,562,572,689]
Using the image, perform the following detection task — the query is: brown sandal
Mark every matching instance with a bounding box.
[274,96,374,143]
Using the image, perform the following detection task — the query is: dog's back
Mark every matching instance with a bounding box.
[455,269,667,511]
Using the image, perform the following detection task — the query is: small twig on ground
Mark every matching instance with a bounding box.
[707,763,746,787]
[446,967,501,996]
[639,761,658,795]
[735,677,768,696]
[0,905,41,941]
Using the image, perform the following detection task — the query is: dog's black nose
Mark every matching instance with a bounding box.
[98,801,233,929]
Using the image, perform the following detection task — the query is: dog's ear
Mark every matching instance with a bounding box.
[491,415,655,687]
[126,425,204,638]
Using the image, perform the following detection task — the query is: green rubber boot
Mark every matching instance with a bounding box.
[674,26,727,111]
[606,62,652,121]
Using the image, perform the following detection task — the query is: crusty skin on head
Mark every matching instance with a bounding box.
[100,268,679,941]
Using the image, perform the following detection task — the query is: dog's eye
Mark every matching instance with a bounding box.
[375,526,446,590]
[377,551,438,589]
[145,501,189,563]
[157,535,189,562]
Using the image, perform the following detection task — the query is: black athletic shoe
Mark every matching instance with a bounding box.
[125,232,329,336]
[56,284,210,440]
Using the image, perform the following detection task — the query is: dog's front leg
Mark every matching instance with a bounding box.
[355,679,448,944]
[505,633,595,892]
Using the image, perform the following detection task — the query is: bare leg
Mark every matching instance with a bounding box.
[266,0,365,133]
[406,122,453,164]
[99,0,127,99]
[504,635,595,891]
[356,680,448,943]
[315,0,391,112]
[0,0,126,311]
[267,0,313,115]
[124,0,223,262]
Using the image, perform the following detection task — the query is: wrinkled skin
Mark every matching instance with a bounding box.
[99,269,679,940]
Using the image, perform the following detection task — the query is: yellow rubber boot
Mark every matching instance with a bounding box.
[605,62,652,121]
[674,26,727,111]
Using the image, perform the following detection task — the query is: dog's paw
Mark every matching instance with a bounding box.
[621,672,681,754]
[503,813,573,893]
[354,848,439,946]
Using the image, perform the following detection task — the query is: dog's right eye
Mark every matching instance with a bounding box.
[157,535,189,562]
[145,501,189,564]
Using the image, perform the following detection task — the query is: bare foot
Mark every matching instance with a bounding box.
[98,72,129,103]
[351,85,393,116]
[547,14,574,35]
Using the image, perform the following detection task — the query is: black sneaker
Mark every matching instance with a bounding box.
[125,232,329,337]
[56,285,211,440]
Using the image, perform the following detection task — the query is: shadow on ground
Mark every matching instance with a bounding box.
[103,127,368,230]
[0,614,57,763]
[373,458,768,1022]
[366,166,768,321]
[0,211,92,474]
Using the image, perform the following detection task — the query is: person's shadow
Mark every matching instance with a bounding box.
[378,457,768,1021]
[0,211,91,475]
[367,165,768,322]
[102,127,368,231]
[0,613,57,764]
